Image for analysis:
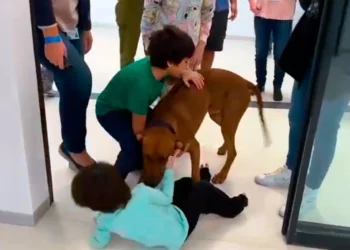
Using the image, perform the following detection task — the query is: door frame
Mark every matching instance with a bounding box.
[28,0,54,204]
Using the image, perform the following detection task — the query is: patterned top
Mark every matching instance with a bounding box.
[141,0,216,48]
[254,0,296,20]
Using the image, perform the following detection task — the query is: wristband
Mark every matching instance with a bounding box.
[44,36,62,44]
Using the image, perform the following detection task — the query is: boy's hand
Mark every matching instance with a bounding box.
[181,70,204,90]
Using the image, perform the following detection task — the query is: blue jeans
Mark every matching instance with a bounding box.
[36,30,92,153]
[97,110,144,179]
[286,70,350,190]
[254,17,292,89]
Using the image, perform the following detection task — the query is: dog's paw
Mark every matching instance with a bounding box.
[212,172,228,184]
[217,146,227,156]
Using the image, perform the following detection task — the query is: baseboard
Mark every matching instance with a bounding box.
[0,197,51,226]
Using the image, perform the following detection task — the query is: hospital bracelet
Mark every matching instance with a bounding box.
[44,36,62,44]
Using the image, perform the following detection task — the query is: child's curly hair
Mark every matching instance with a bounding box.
[71,162,131,213]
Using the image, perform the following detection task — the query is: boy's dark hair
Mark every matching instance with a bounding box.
[71,162,131,213]
[148,25,195,69]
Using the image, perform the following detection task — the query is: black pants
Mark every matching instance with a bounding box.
[172,169,248,237]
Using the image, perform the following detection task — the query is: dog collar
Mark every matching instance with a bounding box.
[147,121,176,134]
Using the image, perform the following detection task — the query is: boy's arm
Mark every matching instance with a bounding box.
[132,113,147,137]
[200,0,216,43]
[142,169,175,205]
[141,0,163,50]
[126,80,150,136]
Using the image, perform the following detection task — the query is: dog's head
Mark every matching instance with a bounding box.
[141,126,184,187]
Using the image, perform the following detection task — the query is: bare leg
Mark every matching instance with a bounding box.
[201,50,215,70]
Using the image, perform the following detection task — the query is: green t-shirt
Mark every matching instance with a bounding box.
[96,57,166,116]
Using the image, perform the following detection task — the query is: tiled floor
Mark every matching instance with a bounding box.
[0,98,324,250]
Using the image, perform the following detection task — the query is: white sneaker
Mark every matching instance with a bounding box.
[279,187,318,218]
[255,165,291,188]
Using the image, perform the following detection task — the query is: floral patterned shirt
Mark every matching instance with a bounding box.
[141,0,215,48]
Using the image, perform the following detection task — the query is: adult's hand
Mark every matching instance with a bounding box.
[44,42,67,69]
[229,1,238,20]
[190,41,206,70]
[82,30,93,54]
[42,26,67,69]
[249,0,261,15]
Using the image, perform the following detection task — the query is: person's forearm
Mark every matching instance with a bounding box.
[199,0,215,42]
[159,169,175,199]
[230,0,237,5]
[132,113,147,135]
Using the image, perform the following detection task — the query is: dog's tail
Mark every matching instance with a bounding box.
[247,82,271,147]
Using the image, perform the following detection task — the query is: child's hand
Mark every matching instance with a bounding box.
[181,70,204,90]
[166,155,177,169]
[173,143,190,158]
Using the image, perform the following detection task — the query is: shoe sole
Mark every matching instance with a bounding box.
[58,147,80,173]
[255,177,290,189]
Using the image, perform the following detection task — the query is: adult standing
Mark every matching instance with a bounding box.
[201,0,238,70]
[255,0,350,217]
[116,0,144,68]
[249,0,296,101]
[33,0,95,169]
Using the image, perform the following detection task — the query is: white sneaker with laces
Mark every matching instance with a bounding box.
[279,187,318,218]
[255,165,292,188]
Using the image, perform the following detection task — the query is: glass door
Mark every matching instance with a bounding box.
[283,0,350,249]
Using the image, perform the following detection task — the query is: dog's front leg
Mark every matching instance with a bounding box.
[188,138,201,183]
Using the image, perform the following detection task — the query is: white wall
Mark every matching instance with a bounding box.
[0,0,50,220]
[90,0,305,38]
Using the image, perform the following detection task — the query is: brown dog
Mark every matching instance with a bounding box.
[141,69,270,187]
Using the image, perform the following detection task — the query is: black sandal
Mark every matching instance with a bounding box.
[58,143,95,172]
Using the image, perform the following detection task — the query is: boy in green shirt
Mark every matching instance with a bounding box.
[96,25,204,179]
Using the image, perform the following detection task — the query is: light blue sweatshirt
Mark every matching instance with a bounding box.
[90,169,189,250]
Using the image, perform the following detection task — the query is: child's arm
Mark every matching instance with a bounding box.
[132,113,147,138]
[142,169,175,205]
[199,0,216,43]
[90,222,112,249]
[141,0,163,50]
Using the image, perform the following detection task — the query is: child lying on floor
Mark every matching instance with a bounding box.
[71,154,248,249]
